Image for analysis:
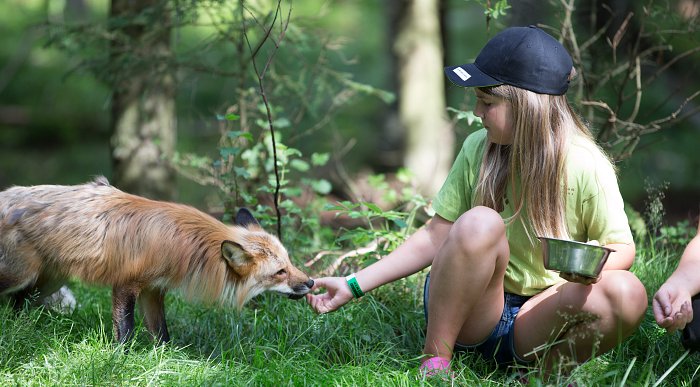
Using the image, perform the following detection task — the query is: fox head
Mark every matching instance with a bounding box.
[220,208,314,306]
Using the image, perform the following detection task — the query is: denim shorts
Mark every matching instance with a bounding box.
[423,272,533,366]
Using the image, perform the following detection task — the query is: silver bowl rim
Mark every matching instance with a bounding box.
[537,236,616,253]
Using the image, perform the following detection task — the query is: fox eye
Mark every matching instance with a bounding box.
[275,269,287,276]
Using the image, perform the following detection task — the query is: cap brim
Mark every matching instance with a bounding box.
[444,63,502,88]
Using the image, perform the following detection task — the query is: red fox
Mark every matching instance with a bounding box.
[0,177,314,343]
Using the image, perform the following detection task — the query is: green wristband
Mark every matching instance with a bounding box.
[345,274,364,298]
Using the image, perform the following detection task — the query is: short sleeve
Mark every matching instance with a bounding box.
[432,130,487,222]
[578,156,634,245]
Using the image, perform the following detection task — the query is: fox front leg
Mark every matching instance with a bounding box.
[112,285,139,344]
[9,286,36,311]
[138,288,170,343]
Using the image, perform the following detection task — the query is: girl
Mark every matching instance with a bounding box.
[306,26,648,375]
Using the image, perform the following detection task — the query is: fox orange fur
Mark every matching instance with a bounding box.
[0,177,313,343]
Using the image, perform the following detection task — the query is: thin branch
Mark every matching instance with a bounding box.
[559,0,584,100]
[304,250,342,267]
[316,238,387,276]
[243,3,281,63]
[242,0,292,238]
[626,56,642,123]
[579,17,613,53]
[610,11,634,63]
[642,46,700,88]
[645,90,700,128]
[583,88,700,159]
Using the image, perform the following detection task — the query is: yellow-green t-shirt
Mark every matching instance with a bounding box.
[432,129,634,296]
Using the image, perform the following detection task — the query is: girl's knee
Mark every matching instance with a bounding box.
[601,271,648,325]
[434,207,508,272]
[450,206,506,249]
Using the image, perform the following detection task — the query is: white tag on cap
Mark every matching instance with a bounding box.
[452,67,471,81]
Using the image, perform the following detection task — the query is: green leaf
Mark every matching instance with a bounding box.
[227,131,254,142]
[268,176,289,186]
[364,202,382,214]
[310,179,332,195]
[216,113,240,121]
[284,147,303,158]
[396,168,413,183]
[233,166,251,178]
[311,152,330,166]
[290,159,310,171]
[390,218,408,228]
[324,202,350,212]
[447,107,482,126]
[220,147,241,157]
[273,117,291,128]
[341,77,396,104]
[367,174,387,189]
[285,187,303,197]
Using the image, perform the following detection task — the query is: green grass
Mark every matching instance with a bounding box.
[1,245,699,386]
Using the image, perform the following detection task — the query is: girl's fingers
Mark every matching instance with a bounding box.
[310,277,331,291]
[681,301,694,324]
[658,316,674,331]
[653,290,672,318]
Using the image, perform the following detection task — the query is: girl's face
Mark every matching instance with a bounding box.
[474,89,514,145]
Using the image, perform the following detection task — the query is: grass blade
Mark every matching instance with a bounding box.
[652,349,690,387]
[619,356,636,387]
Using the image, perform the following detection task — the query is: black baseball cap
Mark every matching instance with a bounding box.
[445,26,573,95]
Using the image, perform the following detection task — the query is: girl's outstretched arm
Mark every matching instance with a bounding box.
[306,215,453,314]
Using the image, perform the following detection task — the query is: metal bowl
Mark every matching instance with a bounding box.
[539,237,615,278]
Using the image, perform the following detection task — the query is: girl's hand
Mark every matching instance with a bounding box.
[653,281,694,333]
[557,240,610,285]
[559,272,599,285]
[305,276,354,314]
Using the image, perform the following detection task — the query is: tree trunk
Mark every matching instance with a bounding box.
[394,0,453,197]
[109,0,176,200]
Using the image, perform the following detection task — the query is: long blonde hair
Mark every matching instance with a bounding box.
[474,84,609,241]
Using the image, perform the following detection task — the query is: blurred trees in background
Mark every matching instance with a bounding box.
[33,1,388,210]
[109,0,176,200]
[389,0,452,196]
[0,0,698,223]
[560,0,699,161]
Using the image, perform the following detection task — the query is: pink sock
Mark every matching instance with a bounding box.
[419,356,451,375]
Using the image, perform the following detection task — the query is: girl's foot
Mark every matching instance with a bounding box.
[419,356,452,378]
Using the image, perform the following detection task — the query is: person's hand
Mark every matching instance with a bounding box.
[559,272,599,285]
[558,240,605,285]
[305,276,354,314]
[653,281,694,333]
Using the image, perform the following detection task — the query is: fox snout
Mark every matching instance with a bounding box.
[288,279,314,300]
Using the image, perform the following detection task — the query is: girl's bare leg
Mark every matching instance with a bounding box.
[423,206,511,359]
[513,270,647,373]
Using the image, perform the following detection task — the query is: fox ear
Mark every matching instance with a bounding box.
[221,240,249,267]
[235,208,260,228]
